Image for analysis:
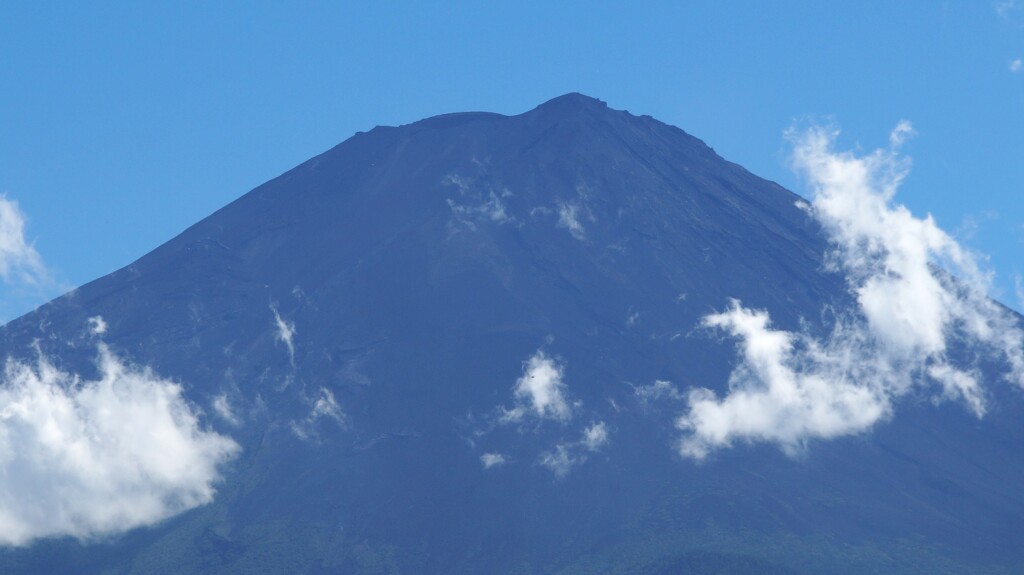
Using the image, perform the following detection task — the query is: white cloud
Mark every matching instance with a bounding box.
[0,343,239,546]
[539,443,581,478]
[87,315,107,335]
[271,306,296,367]
[633,380,684,406]
[485,350,605,477]
[927,363,985,416]
[504,350,573,423]
[291,387,346,439]
[498,405,527,424]
[443,174,514,229]
[311,387,344,422]
[1011,59,1023,73]
[677,123,1024,459]
[997,0,1020,19]
[582,421,609,451]
[212,393,240,427]
[627,310,640,327]
[0,195,51,289]
[790,123,1024,384]
[678,302,891,459]
[480,452,506,469]
[955,210,997,242]
[887,119,914,149]
[1015,274,1024,311]
[557,201,586,240]
[446,191,512,227]
[538,422,610,477]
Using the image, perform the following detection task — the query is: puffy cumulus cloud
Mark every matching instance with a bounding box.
[790,123,1024,386]
[501,350,573,424]
[678,302,891,459]
[677,123,1024,459]
[0,344,239,546]
[0,195,51,288]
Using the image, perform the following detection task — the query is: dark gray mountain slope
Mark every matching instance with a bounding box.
[1,94,1022,574]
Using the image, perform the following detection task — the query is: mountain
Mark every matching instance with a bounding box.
[1,93,1022,574]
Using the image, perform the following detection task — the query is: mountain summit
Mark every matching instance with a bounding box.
[1,95,1022,574]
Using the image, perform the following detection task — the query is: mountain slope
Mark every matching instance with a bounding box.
[0,94,1022,574]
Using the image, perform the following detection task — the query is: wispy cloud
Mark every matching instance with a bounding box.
[539,420,610,478]
[539,443,582,478]
[212,393,241,427]
[0,195,66,320]
[447,193,512,227]
[443,174,514,230]
[1015,274,1024,312]
[480,452,506,469]
[955,210,998,242]
[311,387,344,422]
[1011,59,1023,73]
[677,122,1024,459]
[633,379,684,407]
[87,315,107,335]
[475,349,609,475]
[0,195,50,289]
[271,306,296,367]
[581,421,609,451]
[997,0,1020,19]
[557,201,586,240]
[626,310,640,327]
[888,119,914,148]
[0,342,239,546]
[291,387,346,440]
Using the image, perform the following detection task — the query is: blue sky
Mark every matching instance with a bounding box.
[1,1,1022,320]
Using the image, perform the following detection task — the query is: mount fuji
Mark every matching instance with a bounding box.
[0,94,1022,574]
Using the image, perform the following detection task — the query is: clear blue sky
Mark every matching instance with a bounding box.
[1,1,1022,320]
